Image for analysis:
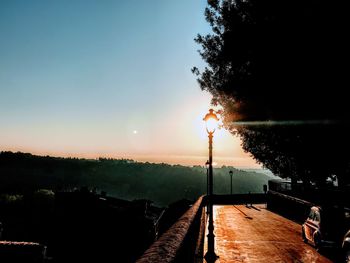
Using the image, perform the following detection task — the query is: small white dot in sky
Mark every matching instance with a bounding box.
[133,130,138,134]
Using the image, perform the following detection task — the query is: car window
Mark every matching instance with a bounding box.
[314,211,321,222]
[308,210,314,220]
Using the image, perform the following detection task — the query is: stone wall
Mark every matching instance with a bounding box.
[136,196,205,263]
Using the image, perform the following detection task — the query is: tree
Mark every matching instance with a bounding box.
[194,0,350,186]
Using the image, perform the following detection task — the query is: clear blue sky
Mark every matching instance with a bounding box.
[0,0,259,167]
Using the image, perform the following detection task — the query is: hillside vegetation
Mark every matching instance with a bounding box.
[0,151,273,206]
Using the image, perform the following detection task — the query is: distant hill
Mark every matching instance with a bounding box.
[0,151,273,206]
[242,168,280,178]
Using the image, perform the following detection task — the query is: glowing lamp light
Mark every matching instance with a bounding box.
[203,109,219,134]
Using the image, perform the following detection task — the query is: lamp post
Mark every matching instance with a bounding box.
[203,109,219,263]
[229,170,233,195]
[205,160,210,196]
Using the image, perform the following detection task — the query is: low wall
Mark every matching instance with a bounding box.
[267,190,315,223]
[136,196,206,263]
[212,193,267,205]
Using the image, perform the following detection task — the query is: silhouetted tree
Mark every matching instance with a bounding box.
[194,0,350,186]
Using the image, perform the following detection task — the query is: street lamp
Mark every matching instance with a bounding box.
[203,109,219,262]
[229,170,233,195]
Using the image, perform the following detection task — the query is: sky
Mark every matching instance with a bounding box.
[0,0,260,168]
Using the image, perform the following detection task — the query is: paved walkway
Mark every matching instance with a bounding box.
[204,205,333,263]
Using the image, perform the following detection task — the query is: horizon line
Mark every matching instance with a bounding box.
[0,149,262,169]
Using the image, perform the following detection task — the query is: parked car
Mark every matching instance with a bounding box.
[343,230,350,263]
[302,206,346,250]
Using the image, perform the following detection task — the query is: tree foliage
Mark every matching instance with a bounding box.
[194,0,350,185]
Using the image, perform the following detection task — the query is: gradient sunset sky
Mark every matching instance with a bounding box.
[0,0,259,168]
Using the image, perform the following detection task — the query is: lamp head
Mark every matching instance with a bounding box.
[229,170,233,176]
[203,109,219,134]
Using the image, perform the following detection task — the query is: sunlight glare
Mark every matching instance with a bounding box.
[206,118,218,133]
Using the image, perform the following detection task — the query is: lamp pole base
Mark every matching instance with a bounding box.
[204,250,218,263]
